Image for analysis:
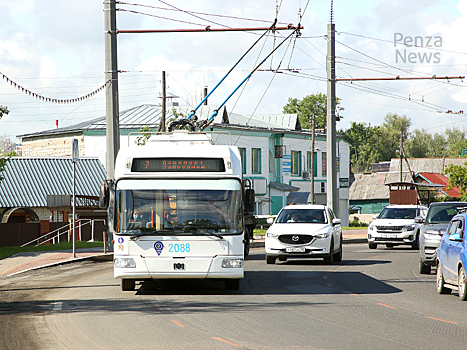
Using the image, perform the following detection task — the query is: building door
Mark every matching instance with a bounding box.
[271,196,283,215]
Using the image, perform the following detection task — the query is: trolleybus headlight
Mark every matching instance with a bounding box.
[114,258,136,268]
[222,258,243,268]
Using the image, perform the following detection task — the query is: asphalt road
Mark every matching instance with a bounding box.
[1,245,466,350]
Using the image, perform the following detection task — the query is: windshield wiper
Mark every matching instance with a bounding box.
[130,229,182,239]
[194,230,224,239]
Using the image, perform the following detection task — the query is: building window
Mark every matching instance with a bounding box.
[239,148,246,174]
[306,151,318,177]
[252,148,261,174]
[322,152,327,177]
[291,150,301,176]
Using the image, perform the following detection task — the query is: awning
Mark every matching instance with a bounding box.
[269,182,300,192]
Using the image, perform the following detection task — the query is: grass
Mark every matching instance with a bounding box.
[0,241,105,260]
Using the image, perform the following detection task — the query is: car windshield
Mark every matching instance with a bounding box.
[378,207,417,219]
[115,179,243,235]
[426,205,465,224]
[276,209,327,224]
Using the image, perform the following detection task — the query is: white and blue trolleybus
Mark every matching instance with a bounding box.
[100,131,255,291]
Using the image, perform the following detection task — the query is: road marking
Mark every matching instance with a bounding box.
[326,283,334,287]
[377,302,397,309]
[53,302,62,311]
[426,316,458,324]
[171,319,185,327]
[211,337,242,347]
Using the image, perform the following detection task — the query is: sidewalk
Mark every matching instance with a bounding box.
[0,247,112,278]
[0,230,367,277]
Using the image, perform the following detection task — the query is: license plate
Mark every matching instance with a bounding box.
[382,234,397,239]
[286,247,306,253]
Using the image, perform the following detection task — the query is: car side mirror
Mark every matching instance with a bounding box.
[414,216,424,224]
[332,218,341,226]
[267,217,275,225]
[448,232,463,242]
[372,214,378,219]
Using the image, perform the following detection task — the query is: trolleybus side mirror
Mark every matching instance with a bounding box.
[244,188,255,213]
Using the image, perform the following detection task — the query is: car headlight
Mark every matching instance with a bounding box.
[222,258,243,268]
[315,230,331,239]
[402,224,416,232]
[114,258,136,268]
[423,230,442,239]
[267,231,278,238]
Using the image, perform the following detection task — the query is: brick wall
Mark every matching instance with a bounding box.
[22,133,85,157]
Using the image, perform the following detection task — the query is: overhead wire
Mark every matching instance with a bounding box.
[118,1,290,25]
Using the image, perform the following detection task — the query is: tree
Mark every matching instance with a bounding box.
[405,129,448,158]
[282,93,328,129]
[340,121,383,172]
[0,106,10,183]
[444,127,467,157]
[378,113,411,162]
[445,161,467,201]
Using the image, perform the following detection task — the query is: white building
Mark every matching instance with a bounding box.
[18,104,350,225]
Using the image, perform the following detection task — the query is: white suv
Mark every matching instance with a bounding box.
[265,204,342,264]
[367,204,427,249]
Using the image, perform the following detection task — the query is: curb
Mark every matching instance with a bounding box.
[3,253,114,278]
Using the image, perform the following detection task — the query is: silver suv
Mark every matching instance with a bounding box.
[418,202,467,274]
[367,204,427,249]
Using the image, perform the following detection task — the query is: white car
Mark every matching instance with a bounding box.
[367,204,427,249]
[265,204,342,264]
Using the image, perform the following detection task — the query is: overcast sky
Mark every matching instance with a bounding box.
[0,0,466,142]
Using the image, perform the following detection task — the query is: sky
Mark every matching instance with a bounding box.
[0,0,466,143]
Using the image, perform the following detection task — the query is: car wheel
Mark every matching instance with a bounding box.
[266,256,276,264]
[333,238,343,262]
[436,264,451,295]
[458,266,467,301]
[386,243,394,248]
[278,256,287,262]
[225,279,240,291]
[419,258,431,274]
[323,239,334,265]
[368,242,377,249]
[121,279,135,291]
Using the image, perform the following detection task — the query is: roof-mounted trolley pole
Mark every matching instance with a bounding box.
[185,21,279,121]
[200,28,301,130]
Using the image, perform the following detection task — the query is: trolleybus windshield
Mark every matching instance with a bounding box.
[115,179,243,236]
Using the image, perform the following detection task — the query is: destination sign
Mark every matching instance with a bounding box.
[131,158,226,172]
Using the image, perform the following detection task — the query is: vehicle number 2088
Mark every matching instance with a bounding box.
[168,243,191,253]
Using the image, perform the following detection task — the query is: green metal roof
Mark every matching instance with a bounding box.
[0,157,106,207]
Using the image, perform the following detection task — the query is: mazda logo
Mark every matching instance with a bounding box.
[292,235,299,241]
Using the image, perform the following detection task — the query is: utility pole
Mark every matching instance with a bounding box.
[104,0,120,178]
[310,115,315,204]
[158,71,166,132]
[326,5,339,217]
[400,133,403,186]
